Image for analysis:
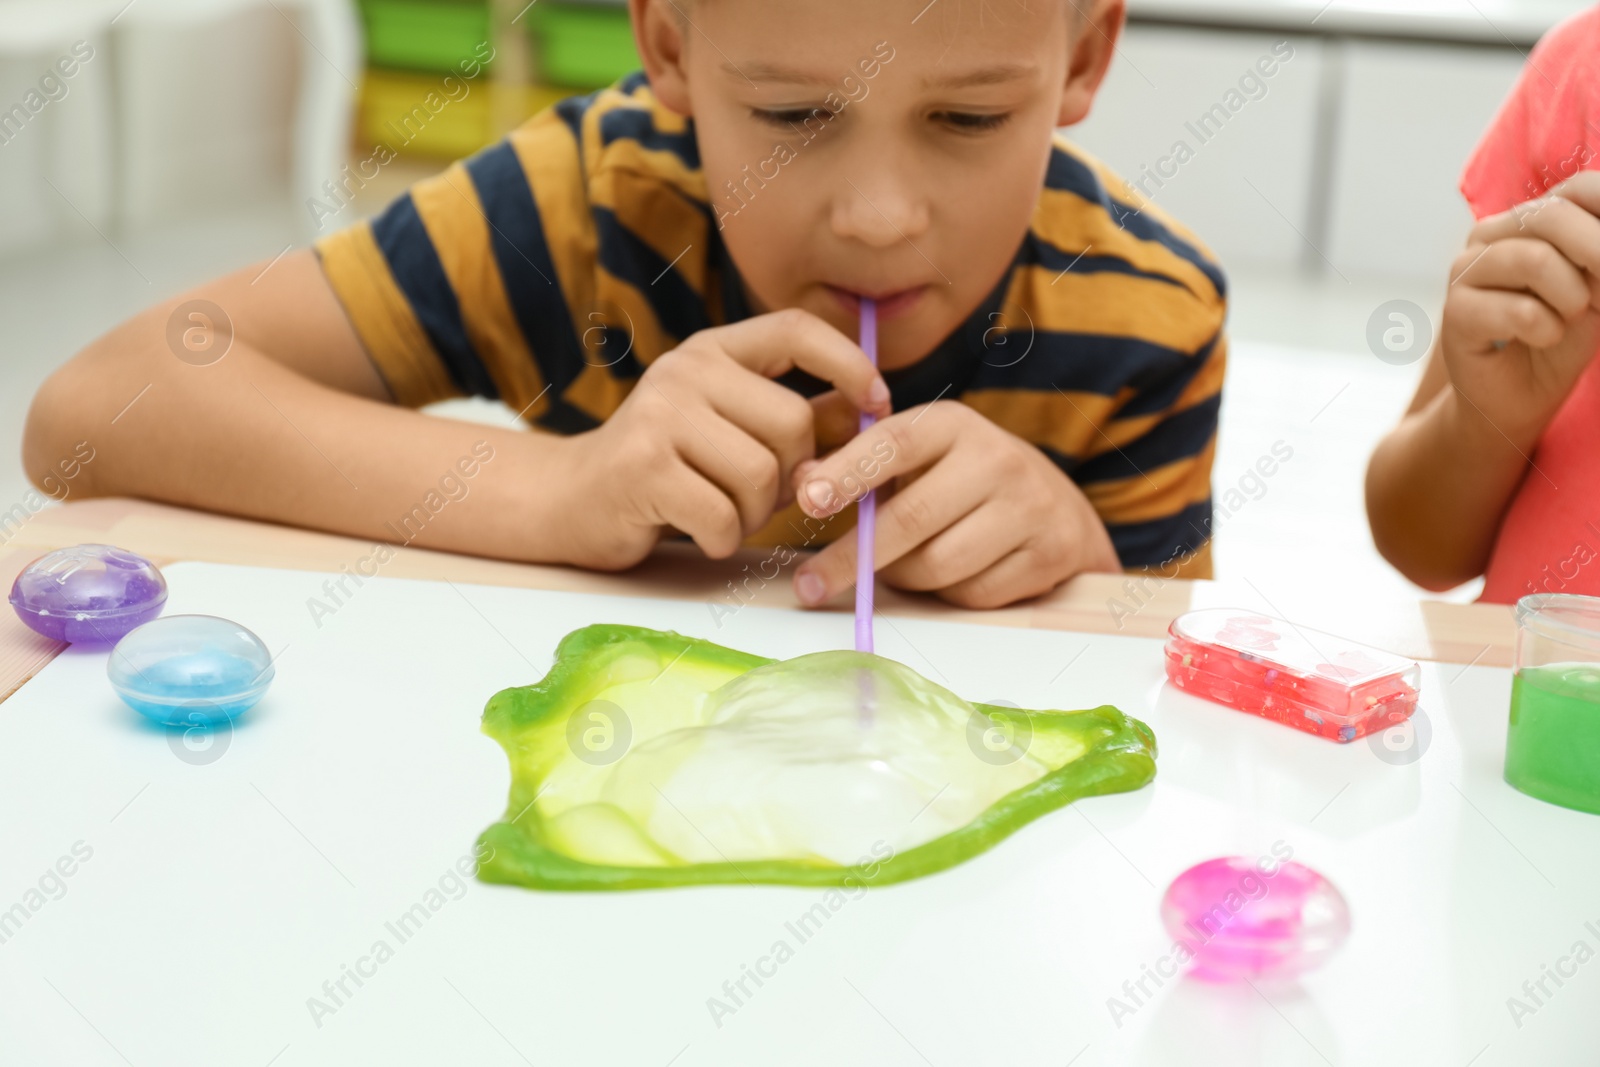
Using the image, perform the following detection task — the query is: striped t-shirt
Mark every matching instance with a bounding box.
[316,72,1228,576]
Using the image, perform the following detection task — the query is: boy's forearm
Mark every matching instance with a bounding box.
[1366,383,1533,590]
[24,309,581,564]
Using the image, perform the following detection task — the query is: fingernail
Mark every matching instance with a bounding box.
[868,378,891,410]
[802,479,835,516]
[796,571,826,605]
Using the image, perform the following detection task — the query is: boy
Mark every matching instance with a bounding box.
[1367,3,1600,601]
[23,0,1226,610]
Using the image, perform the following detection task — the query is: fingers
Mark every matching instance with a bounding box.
[939,543,1062,610]
[881,502,1020,591]
[809,390,864,452]
[650,460,743,559]
[1446,286,1568,351]
[1469,194,1600,280]
[793,465,989,605]
[638,348,809,524]
[696,309,892,418]
[1450,237,1594,322]
[1548,171,1600,219]
[672,412,784,536]
[691,359,817,506]
[794,402,962,519]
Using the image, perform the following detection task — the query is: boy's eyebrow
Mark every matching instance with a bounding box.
[920,62,1037,90]
[725,62,833,86]
[722,61,1037,90]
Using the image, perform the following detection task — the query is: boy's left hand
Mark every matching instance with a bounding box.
[789,400,1121,610]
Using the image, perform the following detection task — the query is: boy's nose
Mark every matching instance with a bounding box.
[830,179,930,249]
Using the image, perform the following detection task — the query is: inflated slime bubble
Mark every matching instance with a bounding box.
[477,625,1158,890]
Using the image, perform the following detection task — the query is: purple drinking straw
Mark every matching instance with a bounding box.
[855,299,878,654]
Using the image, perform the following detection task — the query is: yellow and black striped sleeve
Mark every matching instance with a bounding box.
[314,134,566,422]
[313,73,713,433]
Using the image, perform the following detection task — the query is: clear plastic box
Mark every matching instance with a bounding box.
[1164,609,1420,742]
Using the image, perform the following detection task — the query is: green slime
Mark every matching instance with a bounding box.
[1506,664,1600,815]
[476,625,1157,891]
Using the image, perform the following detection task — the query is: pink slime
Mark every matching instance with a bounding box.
[1160,856,1351,981]
[855,298,878,654]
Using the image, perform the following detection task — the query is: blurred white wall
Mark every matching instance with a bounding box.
[0,0,358,257]
[1071,27,1328,272]
[1071,23,1527,285]
[1324,40,1525,278]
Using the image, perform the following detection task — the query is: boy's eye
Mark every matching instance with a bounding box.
[747,107,1010,132]
[751,107,827,128]
[934,111,1011,132]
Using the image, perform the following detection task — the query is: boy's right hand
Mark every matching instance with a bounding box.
[559,309,892,569]
[1441,172,1600,445]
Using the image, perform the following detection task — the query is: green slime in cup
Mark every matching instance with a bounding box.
[1506,663,1600,815]
[475,625,1158,890]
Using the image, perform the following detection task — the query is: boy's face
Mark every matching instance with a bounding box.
[638,0,1118,371]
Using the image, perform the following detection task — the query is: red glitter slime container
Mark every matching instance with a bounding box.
[1164,609,1419,742]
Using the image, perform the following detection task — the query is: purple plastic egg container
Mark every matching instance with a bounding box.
[8,544,167,644]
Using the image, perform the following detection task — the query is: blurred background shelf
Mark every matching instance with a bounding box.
[350,0,638,162]
[359,0,495,73]
[526,0,639,89]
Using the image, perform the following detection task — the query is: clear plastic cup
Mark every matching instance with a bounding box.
[1506,594,1600,815]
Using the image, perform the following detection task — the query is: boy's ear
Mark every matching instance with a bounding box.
[630,0,693,116]
[1057,0,1126,127]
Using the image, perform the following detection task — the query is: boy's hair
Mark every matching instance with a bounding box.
[669,0,1091,27]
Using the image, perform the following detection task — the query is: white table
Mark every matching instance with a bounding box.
[0,562,1592,1066]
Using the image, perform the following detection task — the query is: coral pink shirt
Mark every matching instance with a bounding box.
[1462,3,1600,603]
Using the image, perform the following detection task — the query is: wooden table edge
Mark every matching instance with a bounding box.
[0,498,1517,705]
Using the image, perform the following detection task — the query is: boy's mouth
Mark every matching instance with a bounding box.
[825,284,926,322]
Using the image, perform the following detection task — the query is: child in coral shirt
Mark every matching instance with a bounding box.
[1367,3,1600,601]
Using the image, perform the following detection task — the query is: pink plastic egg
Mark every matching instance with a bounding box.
[1160,856,1350,981]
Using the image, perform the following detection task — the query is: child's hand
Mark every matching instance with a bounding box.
[561,310,891,568]
[788,401,1121,610]
[1441,173,1600,444]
